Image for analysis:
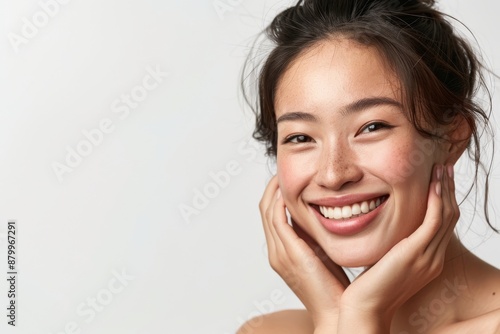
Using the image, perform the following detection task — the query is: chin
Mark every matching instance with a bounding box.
[334,256,379,268]
[325,242,389,268]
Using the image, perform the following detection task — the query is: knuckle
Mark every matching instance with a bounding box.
[258,199,266,212]
[265,206,273,220]
[271,217,280,228]
[427,218,441,234]
[443,206,453,219]
[269,253,290,272]
[442,210,451,221]
[429,260,444,278]
[268,257,281,271]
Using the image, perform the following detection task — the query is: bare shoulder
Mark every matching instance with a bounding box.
[236,309,314,334]
[437,308,500,334]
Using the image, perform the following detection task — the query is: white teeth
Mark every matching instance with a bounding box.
[319,196,386,220]
[351,203,361,215]
[341,206,352,219]
[360,201,369,213]
[328,207,334,218]
[333,207,342,219]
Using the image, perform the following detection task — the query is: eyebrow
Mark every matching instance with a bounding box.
[276,97,402,124]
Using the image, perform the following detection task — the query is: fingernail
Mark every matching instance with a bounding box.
[276,189,281,199]
[447,164,454,179]
[436,165,443,181]
[436,182,442,196]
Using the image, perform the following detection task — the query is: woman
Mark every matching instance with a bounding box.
[239,0,500,333]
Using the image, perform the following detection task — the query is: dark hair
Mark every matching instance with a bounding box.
[241,0,498,232]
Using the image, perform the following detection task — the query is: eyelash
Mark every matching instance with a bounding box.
[282,122,393,144]
[283,134,312,144]
[359,121,393,134]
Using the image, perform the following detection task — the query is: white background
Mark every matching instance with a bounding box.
[0,1,499,333]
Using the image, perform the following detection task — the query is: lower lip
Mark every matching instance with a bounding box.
[310,198,388,236]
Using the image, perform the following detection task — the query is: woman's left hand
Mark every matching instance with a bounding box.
[336,164,460,332]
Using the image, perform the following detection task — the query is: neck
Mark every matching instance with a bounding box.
[393,235,477,332]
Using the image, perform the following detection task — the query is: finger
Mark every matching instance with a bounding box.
[263,186,294,276]
[430,163,458,251]
[259,175,279,215]
[446,164,459,233]
[422,166,452,260]
[268,188,288,255]
[272,191,305,254]
[431,164,452,243]
[419,164,460,271]
[316,249,351,288]
[408,164,443,251]
[259,176,279,254]
[292,220,350,287]
[292,218,320,250]
[440,164,459,244]
[272,193,332,276]
[274,204,353,291]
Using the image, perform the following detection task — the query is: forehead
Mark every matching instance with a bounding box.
[274,38,402,117]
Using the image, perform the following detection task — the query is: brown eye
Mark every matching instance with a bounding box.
[283,134,312,144]
[360,122,392,134]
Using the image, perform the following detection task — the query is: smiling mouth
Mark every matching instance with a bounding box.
[312,195,389,220]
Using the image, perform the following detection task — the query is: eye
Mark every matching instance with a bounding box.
[283,134,313,144]
[359,122,393,134]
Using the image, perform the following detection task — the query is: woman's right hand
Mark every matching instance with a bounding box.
[259,175,350,331]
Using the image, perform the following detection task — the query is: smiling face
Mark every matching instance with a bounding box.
[275,38,447,267]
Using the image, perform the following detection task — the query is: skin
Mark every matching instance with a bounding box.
[275,38,440,268]
[238,38,500,333]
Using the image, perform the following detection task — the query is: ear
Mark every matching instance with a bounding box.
[443,115,472,165]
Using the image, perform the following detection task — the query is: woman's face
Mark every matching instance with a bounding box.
[275,38,446,267]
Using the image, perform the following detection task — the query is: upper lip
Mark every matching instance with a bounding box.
[309,193,388,208]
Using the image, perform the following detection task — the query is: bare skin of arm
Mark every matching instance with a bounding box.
[236,310,314,334]
[239,262,500,334]
[239,308,500,334]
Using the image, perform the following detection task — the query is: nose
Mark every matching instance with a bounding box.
[313,139,363,190]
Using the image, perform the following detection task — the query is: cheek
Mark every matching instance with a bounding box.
[365,137,436,186]
[276,152,314,212]
[371,140,434,232]
[276,154,299,198]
